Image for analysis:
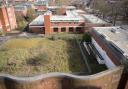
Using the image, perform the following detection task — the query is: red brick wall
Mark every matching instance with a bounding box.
[7,6,17,30]
[0,6,11,32]
[44,15,51,34]
[90,30,121,66]
[0,20,2,29]
[35,6,47,11]
[29,26,45,34]
[0,66,123,89]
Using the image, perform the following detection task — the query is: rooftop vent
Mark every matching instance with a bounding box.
[111,28,116,33]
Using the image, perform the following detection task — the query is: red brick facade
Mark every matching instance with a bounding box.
[29,14,111,34]
[90,30,121,66]
[44,15,51,34]
[0,5,17,32]
[35,6,47,11]
[90,29,128,89]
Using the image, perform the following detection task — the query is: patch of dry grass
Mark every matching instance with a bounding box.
[0,37,85,76]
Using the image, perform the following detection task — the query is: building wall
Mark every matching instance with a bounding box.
[51,26,85,33]
[0,66,123,89]
[118,72,128,89]
[0,20,2,29]
[0,5,17,32]
[85,23,111,31]
[92,38,116,68]
[0,6,11,32]
[29,26,45,34]
[6,6,17,30]
[44,15,51,34]
[90,30,121,66]
[35,6,47,11]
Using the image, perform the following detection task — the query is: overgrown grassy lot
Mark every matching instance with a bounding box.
[0,37,86,76]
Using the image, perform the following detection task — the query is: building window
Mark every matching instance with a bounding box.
[54,22,59,24]
[69,22,72,24]
[76,27,82,32]
[74,22,79,24]
[61,27,66,32]
[69,27,74,32]
[53,28,58,32]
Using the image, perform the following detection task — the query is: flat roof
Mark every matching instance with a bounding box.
[83,14,107,24]
[93,26,128,58]
[51,10,84,22]
[47,6,76,10]
[29,9,85,25]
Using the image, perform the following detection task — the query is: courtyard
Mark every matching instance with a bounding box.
[0,36,87,76]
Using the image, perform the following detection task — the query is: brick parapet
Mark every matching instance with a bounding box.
[0,66,123,89]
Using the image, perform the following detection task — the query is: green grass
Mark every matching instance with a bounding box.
[85,53,107,74]
[0,37,86,76]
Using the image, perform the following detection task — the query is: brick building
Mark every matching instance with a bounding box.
[34,0,48,13]
[90,26,128,89]
[29,6,110,34]
[14,5,28,16]
[91,26,127,68]
[82,14,111,30]
[0,5,17,32]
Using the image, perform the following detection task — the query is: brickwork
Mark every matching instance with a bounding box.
[90,30,121,66]
[6,6,17,30]
[35,6,47,11]
[29,26,45,34]
[0,5,17,32]
[0,66,123,89]
[44,15,51,34]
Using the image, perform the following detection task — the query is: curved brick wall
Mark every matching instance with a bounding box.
[0,66,123,89]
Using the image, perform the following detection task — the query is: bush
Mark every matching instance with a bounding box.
[26,8,36,22]
[15,14,27,31]
[51,35,59,40]
[0,30,5,36]
[82,33,91,42]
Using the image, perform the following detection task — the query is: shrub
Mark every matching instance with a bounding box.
[51,35,59,40]
[0,30,5,36]
[82,33,92,42]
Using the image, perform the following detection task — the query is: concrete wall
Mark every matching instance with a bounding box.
[0,66,123,89]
